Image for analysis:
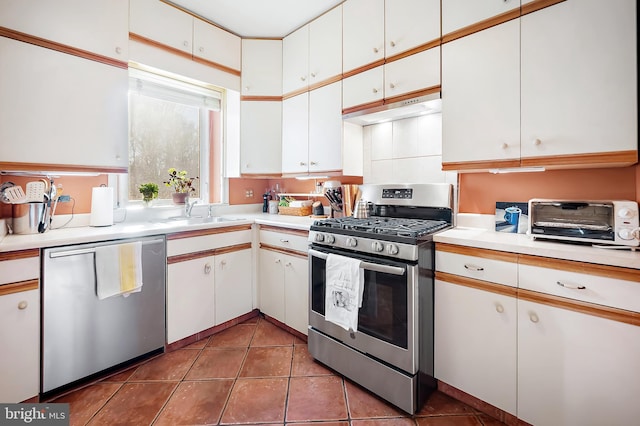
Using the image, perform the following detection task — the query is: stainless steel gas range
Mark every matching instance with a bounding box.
[307,183,453,414]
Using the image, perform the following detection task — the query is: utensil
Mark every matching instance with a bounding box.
[25,180,47,202]
[3,184,27,203]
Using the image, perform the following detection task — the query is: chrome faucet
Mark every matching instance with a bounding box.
[185,199,198,217]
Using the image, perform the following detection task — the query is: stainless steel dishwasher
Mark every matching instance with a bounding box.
[41,236,166,395]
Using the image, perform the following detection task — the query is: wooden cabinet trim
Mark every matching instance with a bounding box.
[521,150,638,169]
[240,95,283,102]
[259,225,309,238]
[0,249,39,262]
[383,85,441,106]
[385,39,441,64]
[308,75,343,92]
[260,243,308,259]
[167,224,251,240]
[521,0,568,17]
[519,254,640,283]
[192,55,241,77]
[343,59,386,79]
[518,288,640,327]
[0,279,39,296]
[1,26,127,69]
[436,271,517,298]
[442,159,520,172]
[167,243,252,264]
[436,243,518,263]
[215,242,252,256]
[0,161,127,174]
[342,100,386,116]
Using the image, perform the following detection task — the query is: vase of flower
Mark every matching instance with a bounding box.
[164,168,198,205]
[138,182,159,207]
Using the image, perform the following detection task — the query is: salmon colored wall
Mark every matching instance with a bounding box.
[458,166,638,214]
[0,175,108,218]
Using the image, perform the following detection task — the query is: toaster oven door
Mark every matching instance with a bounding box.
[530,202,615,241]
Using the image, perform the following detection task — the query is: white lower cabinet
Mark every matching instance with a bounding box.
[517,299,640,426]
[435,278,517,415]
[0,287,39,402]
[215,249,253,325]
[167,256,215,344]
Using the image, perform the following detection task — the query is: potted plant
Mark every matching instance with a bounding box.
[164,168,198,204]
[138,182,159,206]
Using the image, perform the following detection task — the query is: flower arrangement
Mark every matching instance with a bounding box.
[138,182,159,202]
[164,168,198,194]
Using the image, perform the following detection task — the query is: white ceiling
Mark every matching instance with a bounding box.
[167,0,344,38]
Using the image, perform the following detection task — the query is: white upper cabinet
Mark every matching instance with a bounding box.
[241,39,283,96]
[385,0,441,58]
[342,0,385,74]
[442,20,520,167]
[282,25,310,95]
[308,5,343,87]
[519,0,637,163]
[442,0,520,36]
[193,19,241,71]
[130,0,193,55]
[282,93,310,174]
[342,66,384,110]
[240,101,282,174]
[309,81,343,173]
[384,47,441,99]
[0,0,129,61]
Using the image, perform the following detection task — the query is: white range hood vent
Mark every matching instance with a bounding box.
[342,92,441,126]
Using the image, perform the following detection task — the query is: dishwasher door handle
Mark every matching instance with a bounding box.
[49,238,165,258]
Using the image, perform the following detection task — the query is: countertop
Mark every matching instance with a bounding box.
[0,211,316,253]
[434,226,640,270]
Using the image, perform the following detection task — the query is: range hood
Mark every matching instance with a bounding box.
[342,92,441,125]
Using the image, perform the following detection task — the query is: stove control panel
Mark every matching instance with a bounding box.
[308,231,419,261]
[382,188,413,199]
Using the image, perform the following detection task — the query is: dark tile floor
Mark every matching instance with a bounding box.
[52,317,505,425]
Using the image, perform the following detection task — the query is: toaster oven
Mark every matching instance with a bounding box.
[528,199,639,247]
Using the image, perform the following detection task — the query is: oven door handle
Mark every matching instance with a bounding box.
[308,249,406,276]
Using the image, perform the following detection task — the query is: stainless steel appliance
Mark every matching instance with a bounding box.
[308,183,453,414]
[41,236,166,396]
[528,199,639,246]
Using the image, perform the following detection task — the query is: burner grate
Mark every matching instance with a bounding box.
[313,216,449,238]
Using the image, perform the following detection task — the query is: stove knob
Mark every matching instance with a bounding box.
[386,244,399,255]
[372,241,384,252]
[325,234,335,244]
[314,233,325,242]
[346,237,358,247]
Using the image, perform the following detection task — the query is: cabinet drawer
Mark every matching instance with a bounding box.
[436,245,517,287]
[0,251,39,286]
[519,261,640,313]
[259,228,309,254]
[168,228,252,257]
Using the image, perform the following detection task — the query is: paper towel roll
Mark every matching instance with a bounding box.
[90,187,114,227]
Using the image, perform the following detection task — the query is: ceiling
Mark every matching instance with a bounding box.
[167,0,344,38]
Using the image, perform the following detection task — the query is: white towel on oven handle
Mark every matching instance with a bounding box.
[325,253,364,332]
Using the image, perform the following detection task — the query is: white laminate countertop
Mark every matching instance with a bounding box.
[0,212,316,253]
[434,226,640,270]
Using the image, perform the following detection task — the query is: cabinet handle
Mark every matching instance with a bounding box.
[280,239,290,243]
[556,281,586,290]
[390,41,396,47]
[204,263,212,274]
[464,264,484,271]
[299,161,307,166]
[199,46,204,53]
[300,76,306,81]
[183,40,189,47]
[495,303,504,313]
[389,83,396,89]
[310,161,318,166]
[529,312,539,323]
[275,259,282,264]
[220,260,227,268]
[18,301,28,310]
[533,138,542,146]
[372,88,378,94]
[311,72,317,78]
[115,46,122,54]
[285,262,292,267]
[373,47,379,53]
[501,143,509,149]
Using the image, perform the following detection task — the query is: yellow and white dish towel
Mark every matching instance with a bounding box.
[95,242,143,300]
[325,253,364,332]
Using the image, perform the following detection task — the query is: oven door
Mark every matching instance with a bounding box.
[308,245,418,374]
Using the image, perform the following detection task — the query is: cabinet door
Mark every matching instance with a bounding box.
[282,25,309,95]
[0,0,128,60]
[442,0,521,36]
[130,0,193,55]
[518,299,640,426]
[0,38,128,171]
[0,289,39,403]
[167,257,215,344]
[258,249,285,323]
[240,101,282,174]
[193,19,241,71]
[342,0,385,73]
[282,93,310,174]
[284,255,309,335]
[441,20,520,166]
[215,249,253,325]
[241,39,283,96]
[384,47,441,100]
[309,5,342,86]
[385,0,440,58]
[342,66,384,110]
[435,280,517,415]
[520,0,637,161]
[309,82,343,173]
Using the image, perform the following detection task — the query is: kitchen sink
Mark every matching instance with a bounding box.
[151,216,242,225]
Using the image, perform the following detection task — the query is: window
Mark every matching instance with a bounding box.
[125,67,225,204]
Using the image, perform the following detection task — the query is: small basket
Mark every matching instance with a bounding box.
[278,205,312,216]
